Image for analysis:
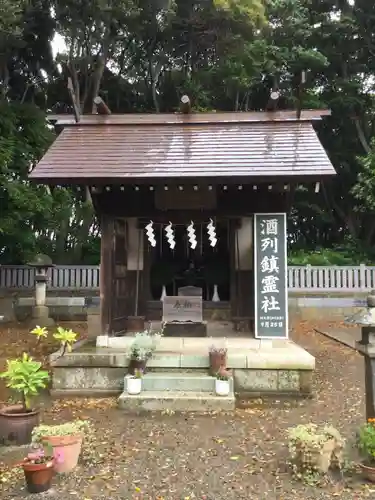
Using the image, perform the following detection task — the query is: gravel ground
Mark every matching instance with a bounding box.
[0,321,373,499]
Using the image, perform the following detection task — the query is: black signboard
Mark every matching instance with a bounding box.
[254,213,288,339]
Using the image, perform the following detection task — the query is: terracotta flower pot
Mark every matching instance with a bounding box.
[41,434,83,474]
[0,405,39,446]
[360,462,375,482]
[23,459,54,494]
[209,352,227,375]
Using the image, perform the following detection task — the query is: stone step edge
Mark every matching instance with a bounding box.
[118,390,235,411]
[125,372,234,392]
[119,390,234,399]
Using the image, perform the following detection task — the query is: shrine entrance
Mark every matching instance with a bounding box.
[149,221,230,302]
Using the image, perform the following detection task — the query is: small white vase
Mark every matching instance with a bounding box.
[212,284,220,302]
[215,379,230,396]
[160,285,167,301]
[127,377,142,395]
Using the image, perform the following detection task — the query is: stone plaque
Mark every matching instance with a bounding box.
[178,286,202,297]
[163,296,203,323]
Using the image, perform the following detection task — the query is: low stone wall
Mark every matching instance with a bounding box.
[234,369,312,397]
[51,364,313,399]
[0,289,97,323]
[1,288,367,326]
[50,338,314,399]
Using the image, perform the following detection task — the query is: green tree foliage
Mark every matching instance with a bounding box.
[1,0,375,264]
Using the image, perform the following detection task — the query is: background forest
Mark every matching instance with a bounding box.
[1,0,375,266]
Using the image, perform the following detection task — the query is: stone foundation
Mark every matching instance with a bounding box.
[50,337,315,400]
[52,365,313,398]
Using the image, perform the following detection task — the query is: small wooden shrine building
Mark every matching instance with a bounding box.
[29,106,336,338]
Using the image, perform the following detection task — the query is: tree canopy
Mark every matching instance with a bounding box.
[1,0,375,264]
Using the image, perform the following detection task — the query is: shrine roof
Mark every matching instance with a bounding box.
[29,110,336,183]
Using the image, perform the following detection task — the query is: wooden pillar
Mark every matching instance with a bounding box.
[229,220,237,320]
[100,214,113,334]
[143,231,152,302]
[230,217,254,334]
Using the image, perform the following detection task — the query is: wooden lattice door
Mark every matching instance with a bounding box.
[110,218,129,334]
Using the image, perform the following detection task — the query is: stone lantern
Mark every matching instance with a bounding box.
[27,254,55,327]
[346,290,375,420]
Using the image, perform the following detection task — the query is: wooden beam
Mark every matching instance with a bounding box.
[93,96,111,115]
[180,95,191,114]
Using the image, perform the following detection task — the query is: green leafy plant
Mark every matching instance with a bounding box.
[30,325,48,343]
[53,326,78,356]
[215,367,231,380]
[0,353,49,411]
[129,368,143,379]
[357,419,375,465]
[287,424,344,483]
[128,328,163,362]
[32,420,91,442]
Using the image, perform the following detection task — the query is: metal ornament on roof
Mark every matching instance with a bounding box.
[187,221,197,249]
[145,220,156,247]
[207,218,217,247]
[164,222,176,250]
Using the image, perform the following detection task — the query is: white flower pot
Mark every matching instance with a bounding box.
[212,284,220,302]
[215,379,230,396]
[160,285,167,300]
[127,377,142,395]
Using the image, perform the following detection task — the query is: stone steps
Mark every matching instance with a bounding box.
[118,390,235,412]
[118,371,235,412]
[132,371,234,393]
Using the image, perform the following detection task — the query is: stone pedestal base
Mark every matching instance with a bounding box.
[163,321,207,337]
[29,305,55,328]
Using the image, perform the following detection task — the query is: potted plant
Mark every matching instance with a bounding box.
[209,345,227,375]
[126,369,143,395]
[215,368,232,396]
[0,353,50,445]
[16,443,55,493]
[127,329,163,374]
[287,424,344,476]
[32,420,90,474]
[357,418,375,481]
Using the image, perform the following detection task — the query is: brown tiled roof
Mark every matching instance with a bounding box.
[30,111,336,183]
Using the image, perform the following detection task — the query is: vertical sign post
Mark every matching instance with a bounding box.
[254,213,288,339]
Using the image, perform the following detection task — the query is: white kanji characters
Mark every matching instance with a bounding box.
[260,237,278,253]
[261,275,279,294]
[261,295,280,314]
[261,218,279,236]
[260,255,279,274]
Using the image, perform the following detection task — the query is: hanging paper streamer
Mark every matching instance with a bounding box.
[207,218,217,247]
[145,220,156,247]
[187,221,197,249]
[164,221,176,250]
